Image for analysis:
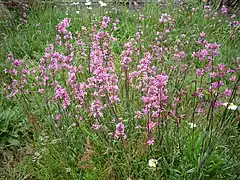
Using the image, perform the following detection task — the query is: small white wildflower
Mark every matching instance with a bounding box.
[188,123,197,129]
[223,102,238,110]
[66,167,71,173]
[223,102,228,106]
[148,159,158,168]
[44,136,49,140]
[32,151,42,162]
[34,151,41,157]
[99,1,107,7]
[76,11,80,14]
[85,1,91,6]
[87,7,92,10]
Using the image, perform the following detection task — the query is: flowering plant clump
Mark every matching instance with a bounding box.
[3,5,240,179]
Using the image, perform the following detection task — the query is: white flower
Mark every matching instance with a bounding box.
[148,159,158,168]
[87,7,92,10]
[85,1,91,6]
[223,102,228,106]
[223,102,238,110]
[76,11,80,14]
[99,1,107,7]
[32,151,42,162]
[188,123,197,128]
[229,104,237,110]
[66,167,71,173]
[72,2,79,5]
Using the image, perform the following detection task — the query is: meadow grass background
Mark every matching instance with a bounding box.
[0,1,240,179]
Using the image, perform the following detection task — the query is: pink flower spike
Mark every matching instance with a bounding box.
[114,122,126,139]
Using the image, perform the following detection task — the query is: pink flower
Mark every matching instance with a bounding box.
[11,69,18,75]
[101,17,111,29]
[180,34,186,38]
[159,13,175,24]
[211,81,224,89]
[197,107,204,115]
[92,123,102,130]
[200,32,206,38]
[89,100,103,118]
[55,114,61,120]
[3,69,8,73]
[114,122,126,139]
[53,84,70,109]
[12,59,22,67]
[229,75,236,82]
[103,16,110,23]
[147,120,157,131]
[217,63,225,71]
[196,69,205,77]
[173,51,186,61]
[38,88,45,94]
[220,5,228,14]
[222,88,232,97]
[147,138,155,146]
[214,101,222,108]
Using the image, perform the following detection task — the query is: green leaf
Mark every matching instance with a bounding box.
[8,138,21,146]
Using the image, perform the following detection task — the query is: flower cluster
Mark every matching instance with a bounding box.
[56,18,71,35]
[141,74,168,119]
[4,11,239,151]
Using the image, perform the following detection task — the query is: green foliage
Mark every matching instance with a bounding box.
[0,96,27,148]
